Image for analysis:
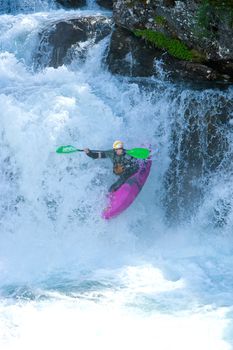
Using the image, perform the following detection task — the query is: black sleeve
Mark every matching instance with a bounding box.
[86,150,107,159]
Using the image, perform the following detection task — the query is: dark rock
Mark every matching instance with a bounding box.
[113,0,156,31]
[106,27,161,76]
[56,0,86,8]
[106,26,230,83]
[207,60,233,78]
[165,60,219,82]
[112,0,233,81]
[36,16,112,68]
[163,94,232,222]
[96,0,113,10]
[163,0,176,7]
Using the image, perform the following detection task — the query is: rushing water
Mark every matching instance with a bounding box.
[0,1,233,349]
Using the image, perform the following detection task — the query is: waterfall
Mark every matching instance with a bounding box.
[0,0,57,14]
[0,2,233,349]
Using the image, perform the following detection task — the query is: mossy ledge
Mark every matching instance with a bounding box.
[133,29,204,62]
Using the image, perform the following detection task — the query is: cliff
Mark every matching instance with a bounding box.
[106,0,233,82]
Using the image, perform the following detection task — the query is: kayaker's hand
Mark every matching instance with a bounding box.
[84,148,90,154]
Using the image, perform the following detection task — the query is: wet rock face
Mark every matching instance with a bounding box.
[56,0,86,8]
[113,0,156,31]
[36,16,112,68]
[96,0,113,10]
[106,26,228,82]
[163,0,176,6]
[113,0,233,60]
[112,0,233,81]
[163,95,232,222]
[106,27,161,76]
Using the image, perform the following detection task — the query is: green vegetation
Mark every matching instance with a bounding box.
[134,29,195,61]
[207,0,233,6]
[154,15,167,26]
[197,0,233,36]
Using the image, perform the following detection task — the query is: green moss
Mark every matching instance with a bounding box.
[197,0,233,36]
[154,15,167,26]
[134,29,196,61]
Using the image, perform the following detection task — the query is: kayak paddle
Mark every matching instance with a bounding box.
[126,147,150,159]
[56,145,150,159]
[56,145,83,154]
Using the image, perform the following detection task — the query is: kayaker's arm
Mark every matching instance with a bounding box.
[84,149,112,159]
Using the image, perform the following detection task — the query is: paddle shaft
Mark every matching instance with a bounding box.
[56,145,150,159]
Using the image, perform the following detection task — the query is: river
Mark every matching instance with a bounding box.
[0,1,233,349]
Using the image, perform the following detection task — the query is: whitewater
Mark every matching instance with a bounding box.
[0,1,233,349]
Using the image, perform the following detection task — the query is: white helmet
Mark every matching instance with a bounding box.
[113,140,124,149]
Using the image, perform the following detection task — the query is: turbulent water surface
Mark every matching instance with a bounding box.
[0,1,233,349]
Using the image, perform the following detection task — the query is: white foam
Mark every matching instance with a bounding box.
[0,264,231,350]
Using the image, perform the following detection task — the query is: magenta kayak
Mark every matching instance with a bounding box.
[102,158,152,220]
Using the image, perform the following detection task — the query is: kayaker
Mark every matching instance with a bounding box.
[84,140,140,192]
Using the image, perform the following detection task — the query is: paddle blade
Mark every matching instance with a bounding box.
[56,145,81,154]
[126,148,150,159]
